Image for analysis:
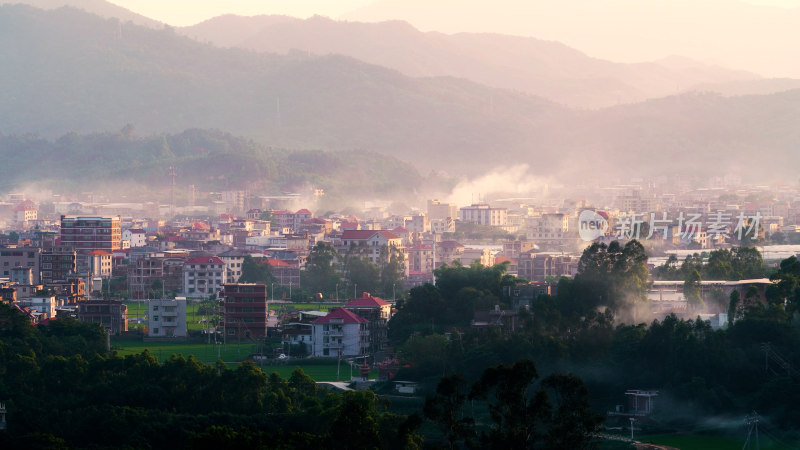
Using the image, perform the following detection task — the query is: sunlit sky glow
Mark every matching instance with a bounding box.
[108,0,800,27]
[107,0,800,76]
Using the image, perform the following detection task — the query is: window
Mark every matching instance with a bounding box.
[153,315,159,321]
[153,328,159,334]
[228,329,235,335]
[153,305,159,311]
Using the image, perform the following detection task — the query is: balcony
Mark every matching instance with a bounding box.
[323,330,344,337]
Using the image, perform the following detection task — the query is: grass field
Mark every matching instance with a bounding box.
[111,337,377,381]
[640,433,798,450]
[123,300,346,332]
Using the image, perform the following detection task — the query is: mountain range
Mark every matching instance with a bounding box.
[1,3,799,185]
[180,14,780,110]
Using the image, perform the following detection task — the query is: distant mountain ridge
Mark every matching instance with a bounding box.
[2,4,800,183]
[0,0,162,27]
[180,14,764,109]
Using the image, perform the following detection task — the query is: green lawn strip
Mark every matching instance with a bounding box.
[111,338,377,381]
[640,433,793,450]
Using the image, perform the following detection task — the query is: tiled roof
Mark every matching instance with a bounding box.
[86,250,111,256]
[437,240,464,248]
[186,256,225,264]
[296,209,312,215]
[346,295,390,307]
[313,307,368,324]
[341,230,399,240]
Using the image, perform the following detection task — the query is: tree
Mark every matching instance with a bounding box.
[684,269,704,311]
[541,373,603,449]
[424,374,475,449]
[304,242,340,297]
[728,290,740,326]
[346,256,380,296]
[469,360,549,449]
[380,245,405,299]
[239,255,275,284]
[327,391,382,450]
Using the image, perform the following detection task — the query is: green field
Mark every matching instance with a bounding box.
[640,433,798,450]
[111,337,377,381]
[123,301,345,332]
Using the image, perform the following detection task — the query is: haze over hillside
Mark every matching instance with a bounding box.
[180,15,767,109]
[2,5,800,184]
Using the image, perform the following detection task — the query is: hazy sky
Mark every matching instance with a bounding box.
[108,0,800,76]
[109,0,800,27]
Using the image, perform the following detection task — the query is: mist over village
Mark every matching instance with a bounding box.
[1,1,800,449]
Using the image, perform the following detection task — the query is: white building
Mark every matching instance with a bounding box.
[147,298,187,338]
[459,204,508,227]
[459,248,495,267]
[218,249,249,282]
[336,230,404,265]
[311,308,369,357]
[122,228,147,248]
[183,256,227,298]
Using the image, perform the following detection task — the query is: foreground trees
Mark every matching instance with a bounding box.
[424,361,602,450]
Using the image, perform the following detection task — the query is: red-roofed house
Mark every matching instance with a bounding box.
[336,230,404,265]
[345,293,392,353]
[311,308,369,357]
[266,259,300,288]
[183,256,227,298]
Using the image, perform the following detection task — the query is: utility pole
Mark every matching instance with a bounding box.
[743,412,760,450]
[629,418,635,441]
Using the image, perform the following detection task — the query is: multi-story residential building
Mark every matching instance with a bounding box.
[13,205,37,227]
[345,293,391,354]
[60,216,122,253]
[84,250,112,278]
[40,246,76,284]
[77,300,127,334]
[0,246,41,283]
[311,308,369,357]
[147,298,187,338]
[502,240,536,260]
[20,295,57,319]
[128,252,186,297]
[266,259,301,288]
[122,228,147,248]
[430,218,456,234]
[527,213,574,250]
[459,204,508,227]
[431,240,463,267]
[459,248,495,267]
[407,244,434,274]
[221,283,269,338]
[335,230,404,265]
[183,256,227,298]
[218,249,249,282]
[427,199,458,221]
[405,213,430,233]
